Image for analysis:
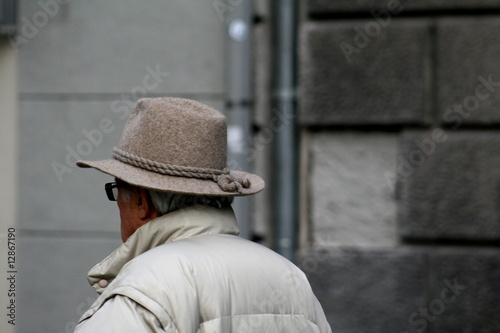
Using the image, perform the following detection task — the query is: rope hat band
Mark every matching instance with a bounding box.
[112,147,251,194]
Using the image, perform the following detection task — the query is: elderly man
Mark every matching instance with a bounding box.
[74,98,331,332]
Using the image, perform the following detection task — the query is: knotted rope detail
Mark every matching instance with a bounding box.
[112,147,251,193]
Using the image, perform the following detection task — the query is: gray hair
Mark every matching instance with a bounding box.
[147,189,233,216]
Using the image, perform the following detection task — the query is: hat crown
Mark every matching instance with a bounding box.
[118,98,227,170]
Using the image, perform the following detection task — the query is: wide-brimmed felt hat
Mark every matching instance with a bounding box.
[77,97,264,196]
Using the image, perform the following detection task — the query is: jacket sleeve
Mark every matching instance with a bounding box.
[74,295,174,333]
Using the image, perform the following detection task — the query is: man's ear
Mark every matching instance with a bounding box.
[136,188,158,221]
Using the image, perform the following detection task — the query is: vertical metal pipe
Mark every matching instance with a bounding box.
[273,0,298,261]
[225,1,253,239]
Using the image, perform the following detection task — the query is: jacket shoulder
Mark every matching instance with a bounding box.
[99,234,331,332]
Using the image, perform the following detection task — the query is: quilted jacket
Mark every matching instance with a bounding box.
[74,205,331,332]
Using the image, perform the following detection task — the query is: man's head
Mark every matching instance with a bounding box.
[77,97,264,239]
[107,178,233,242]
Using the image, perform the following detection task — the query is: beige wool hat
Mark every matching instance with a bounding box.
[77,97,264,196]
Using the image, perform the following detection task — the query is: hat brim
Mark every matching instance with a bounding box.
[76,159,265,197]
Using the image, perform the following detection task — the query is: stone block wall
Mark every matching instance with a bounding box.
[298,1,500,332]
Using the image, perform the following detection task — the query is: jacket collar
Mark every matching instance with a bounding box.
[87,205,239,293]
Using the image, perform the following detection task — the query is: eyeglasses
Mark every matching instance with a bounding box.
[105,182,119,201]
[105,181,135,201]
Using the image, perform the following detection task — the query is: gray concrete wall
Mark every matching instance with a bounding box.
[298,1,500,332]
[15,1,228,332]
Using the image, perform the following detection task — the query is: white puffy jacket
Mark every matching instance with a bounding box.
[74,205,332,332]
